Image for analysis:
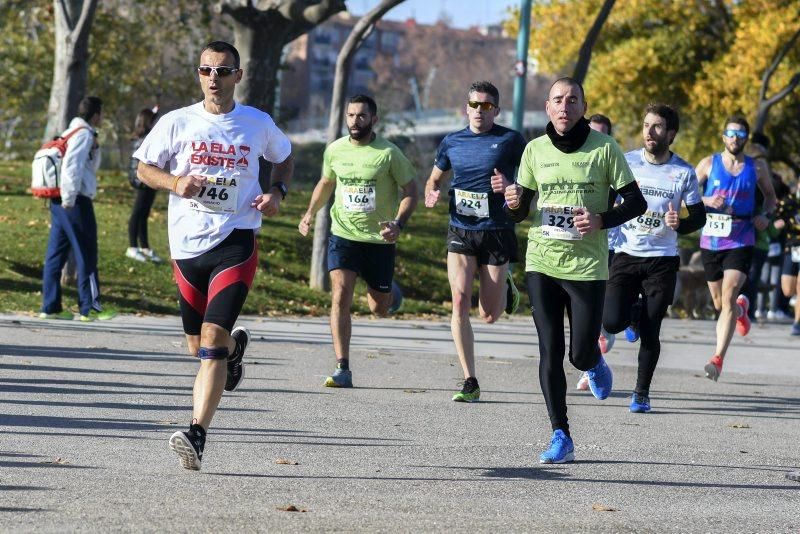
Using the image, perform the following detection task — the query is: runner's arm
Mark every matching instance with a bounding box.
[394,179,419,228]
[676,202,706,234]
[503,185,536,222]
[599,181,646,229]
[754,158,777,214]
[424,166,450,207]
[298,177,336,236]
[268,154,294,195]
[136,161,204,197]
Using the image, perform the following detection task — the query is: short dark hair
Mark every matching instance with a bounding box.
[201,41,240,69]
[549,77,585,102]
[348,94,378,115]
[588,114,612,135]
[77,96,103,122]
[724,114,749,135]
[133,108,157,139]
[645,103,679,133]
[468,81,500,106]
[750,132,770,149]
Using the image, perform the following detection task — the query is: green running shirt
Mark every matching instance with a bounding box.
[323,135,416,244]
[517,130,635,280]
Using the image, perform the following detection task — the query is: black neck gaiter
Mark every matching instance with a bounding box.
[546,117,591,153]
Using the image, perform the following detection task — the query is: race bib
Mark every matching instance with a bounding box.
[342,184,376,212]
[768,242,782,258]
[540,204,581,240]
[188,175,239,213]
[454,189,489,218]
[792,246,800,263]
[633,209,667,236]
[704,213,732,237]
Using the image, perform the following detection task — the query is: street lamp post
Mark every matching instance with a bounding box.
[512,0,532,134]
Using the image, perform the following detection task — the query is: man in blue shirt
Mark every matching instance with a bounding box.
[424,81,526,402]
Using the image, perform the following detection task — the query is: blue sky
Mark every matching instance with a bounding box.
[350,0,515,29]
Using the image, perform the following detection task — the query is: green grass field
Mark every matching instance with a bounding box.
[0,161,530,318]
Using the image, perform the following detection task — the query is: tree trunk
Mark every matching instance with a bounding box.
[309,0,406,290]
[572,0,615,85]
[754,28,800,134]
[43,0,98,141]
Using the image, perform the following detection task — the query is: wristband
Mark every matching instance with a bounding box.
[270,181,288,200]
[171,175,181,192]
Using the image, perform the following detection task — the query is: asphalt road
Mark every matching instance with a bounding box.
[1,313,798,533]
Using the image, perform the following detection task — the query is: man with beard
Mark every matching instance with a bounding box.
[299,94,418,388]
[696,115,776,381]
[503,78,646,463]
[423,81,526,403]
[598,104,706,412]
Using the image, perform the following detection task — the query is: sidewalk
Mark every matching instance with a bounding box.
[0,313,798,532]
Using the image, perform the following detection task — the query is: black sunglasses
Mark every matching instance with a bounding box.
[197,65,240,77]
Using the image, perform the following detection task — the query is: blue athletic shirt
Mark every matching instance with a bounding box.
[434,124,526,230]
[700,153,757,251]
[616,149,702,257]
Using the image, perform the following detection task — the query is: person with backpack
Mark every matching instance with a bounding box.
[39,96,116,321]
[126,108,163,263]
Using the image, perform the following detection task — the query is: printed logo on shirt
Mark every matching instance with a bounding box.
[640,185,675,199]
[540,162,559,168]
[190,141,250,170]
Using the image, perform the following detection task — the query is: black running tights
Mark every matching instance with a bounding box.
[526,272,605,434]
[128,187,156,249]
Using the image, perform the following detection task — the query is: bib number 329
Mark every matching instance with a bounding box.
[540,204,581,240]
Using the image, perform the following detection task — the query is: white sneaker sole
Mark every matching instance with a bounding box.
[539,451,575,464]
[169,432,201,471]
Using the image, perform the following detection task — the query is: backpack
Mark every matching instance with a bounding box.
[30,126,87,198]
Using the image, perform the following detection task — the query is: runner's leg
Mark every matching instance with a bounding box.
[713,269,748,359]
[477,262,509,323]
[635,258,678,395]
[330,268,358,361]
[448,252,479,379]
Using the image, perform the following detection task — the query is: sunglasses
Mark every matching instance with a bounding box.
[468,100,497,111]
[723,129,747,139]
[197,65,240,77]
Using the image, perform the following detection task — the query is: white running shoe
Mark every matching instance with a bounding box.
[576,372,589,391]
[767,310,793,324]
[125,247,147,262]
[140,248,164,263]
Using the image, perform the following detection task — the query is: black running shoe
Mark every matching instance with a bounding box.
[225,326,250,392]
[169,429,205,471]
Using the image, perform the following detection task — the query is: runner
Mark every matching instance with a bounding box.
[504,77,646,463]
[298,94,417,388]
[598,104,706,412]
[424,80,526,402]
[696,116,776,381]
[134,41,294,470]
[774,187,800,335]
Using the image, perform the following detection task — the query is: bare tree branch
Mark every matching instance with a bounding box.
[572,0,615,85]
[758,27,800,103]
[754,27,800,133]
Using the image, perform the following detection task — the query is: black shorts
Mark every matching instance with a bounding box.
[782,249,800,277]
[607,252,680,307]
[446,225,519,266]
[327,234,395,293]
[172,229,257,335]
[701,247,753,282]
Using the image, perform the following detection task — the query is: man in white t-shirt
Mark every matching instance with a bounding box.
[134,41,294,471]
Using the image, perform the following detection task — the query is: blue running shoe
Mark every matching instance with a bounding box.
[324,367,353,388]
[629,392,651,413]
[539,429,574,464]
[791,322,800,336]
[388,281,403,314]
[586,356,613,400]
[624,325,639,343]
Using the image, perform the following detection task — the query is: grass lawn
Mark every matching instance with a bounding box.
[0,160,531,318]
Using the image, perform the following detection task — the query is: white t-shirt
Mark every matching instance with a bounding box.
[133,101,291,259]
[615,149,702,257]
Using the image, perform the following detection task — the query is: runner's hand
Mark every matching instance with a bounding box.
[176,175,205,198]
[504,183,522,209]
[252,193,280,217]
[753,214,769,231]
[574,208,602,235]
[704,194,725,210]
[665,202,679,230]
[424,188,440,208]
[380,221,400,243]
[490,168,509,193]
[298,213,313,236]
[774,219,786,230]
